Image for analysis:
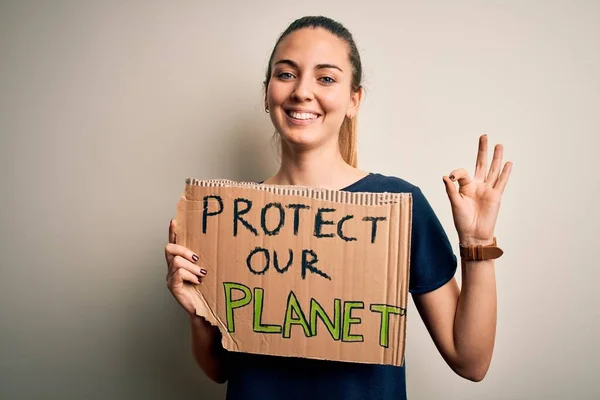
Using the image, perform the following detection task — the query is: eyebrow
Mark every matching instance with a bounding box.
[274,59,343,73]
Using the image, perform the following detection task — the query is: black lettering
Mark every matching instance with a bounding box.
[362,216,387,243]
[273,249,293,274]
[202,195,223,234]
[314,208,336,238]
[286,204,310,235]
[337,215,356,242]
[302,249,331,280]
[261,202,285,236]
[234,198,258,236]
[246,247,269,275]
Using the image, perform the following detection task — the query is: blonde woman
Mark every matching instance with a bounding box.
[165,15,513,400]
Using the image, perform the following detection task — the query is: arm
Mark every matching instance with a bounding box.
[190,315,228,383]
[413,256,497,381]
[165,219,228,384]
[416,134,512,381]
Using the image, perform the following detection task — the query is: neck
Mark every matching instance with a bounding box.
[266,138,367,190]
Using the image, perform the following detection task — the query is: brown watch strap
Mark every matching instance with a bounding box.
[459,237,503,261]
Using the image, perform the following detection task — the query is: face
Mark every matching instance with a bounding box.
[266,28,362,151]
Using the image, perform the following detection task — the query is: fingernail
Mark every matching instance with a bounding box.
[449,175,455,181]
[192,254,199,263]
[200,268,207,275]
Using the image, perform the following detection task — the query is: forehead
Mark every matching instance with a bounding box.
[273,27,350,68]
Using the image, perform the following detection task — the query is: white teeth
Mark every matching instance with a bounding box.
[289,111,318,120]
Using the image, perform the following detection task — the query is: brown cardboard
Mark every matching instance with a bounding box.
[175,178,412,367]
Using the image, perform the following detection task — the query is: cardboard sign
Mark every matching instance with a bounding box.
[175,179,412,366]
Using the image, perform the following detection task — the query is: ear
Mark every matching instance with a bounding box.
[264,91,269,113]
[346,87,364,119]
[264,81,270,112]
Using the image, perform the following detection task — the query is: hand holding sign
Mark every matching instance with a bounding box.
[443,134,513,245]
[165,219,208,316]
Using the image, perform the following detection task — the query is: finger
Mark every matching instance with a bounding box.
[165,219,176,264]
[169,219,177,244]
[442,176,462,204]
[486,144,504,186]
[167,267,201,289]
[474,134,488,181]
[165,243,202,271]
[449,168,472,187]
[168,255,208,280]
[494,161,513,193]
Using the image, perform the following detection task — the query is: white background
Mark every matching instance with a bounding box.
[1,1,598,399]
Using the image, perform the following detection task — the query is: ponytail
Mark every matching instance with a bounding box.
[339,116,358,167]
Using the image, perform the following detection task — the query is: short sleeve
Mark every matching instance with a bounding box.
[408,187,457,294]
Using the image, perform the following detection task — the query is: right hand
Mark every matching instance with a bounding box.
[165,219,208,316]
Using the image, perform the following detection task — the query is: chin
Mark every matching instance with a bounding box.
[279,130,323,148]
[272,113,340,150]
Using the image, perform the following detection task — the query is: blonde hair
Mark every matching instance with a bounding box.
[339,116,358,167]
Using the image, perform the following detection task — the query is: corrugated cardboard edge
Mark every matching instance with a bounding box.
[399,194,413,366]
[184,178,406,206]
[177,178,413,362]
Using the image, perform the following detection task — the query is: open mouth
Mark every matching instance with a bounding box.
[285,110,321,121]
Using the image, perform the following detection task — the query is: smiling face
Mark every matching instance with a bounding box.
[265,27,362,152]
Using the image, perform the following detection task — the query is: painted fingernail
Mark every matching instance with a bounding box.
[192,254,199,263]
[200,268,207,275]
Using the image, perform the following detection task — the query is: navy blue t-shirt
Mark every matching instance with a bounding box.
[224,173,457,400]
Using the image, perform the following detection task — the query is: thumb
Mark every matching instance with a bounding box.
[169,219,178,244]
[443,175,461,204]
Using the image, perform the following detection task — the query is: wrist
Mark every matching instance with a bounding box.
[459,237,495,246]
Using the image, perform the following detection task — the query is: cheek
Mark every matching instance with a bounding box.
[267,82,288,106]
[319,88,351,114]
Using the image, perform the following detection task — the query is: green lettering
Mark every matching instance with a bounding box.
[370,304,405,347]
[310,298,341,340]
[342,301,364,342]
[282,291,311,338]
[253,288,282,334]
[223,282,252,332]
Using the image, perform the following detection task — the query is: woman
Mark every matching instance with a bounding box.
[165,16,512,400]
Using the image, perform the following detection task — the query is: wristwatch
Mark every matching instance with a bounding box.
[459,237,503,261]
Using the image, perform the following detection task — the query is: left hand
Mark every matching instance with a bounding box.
[443,134,513,245]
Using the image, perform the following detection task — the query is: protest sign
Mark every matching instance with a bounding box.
[175,179,412,366]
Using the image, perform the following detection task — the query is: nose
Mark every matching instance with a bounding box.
[291,76,314,102]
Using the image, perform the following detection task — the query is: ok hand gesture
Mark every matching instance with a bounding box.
[442,134,513,245]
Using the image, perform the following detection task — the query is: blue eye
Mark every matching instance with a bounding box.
[319,76,335,84]
[278,72,294,80]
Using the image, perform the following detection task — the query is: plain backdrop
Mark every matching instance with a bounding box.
[1,1,599,399]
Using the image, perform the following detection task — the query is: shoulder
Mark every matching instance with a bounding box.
[354,173,441,221]
[347,172,423,196]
